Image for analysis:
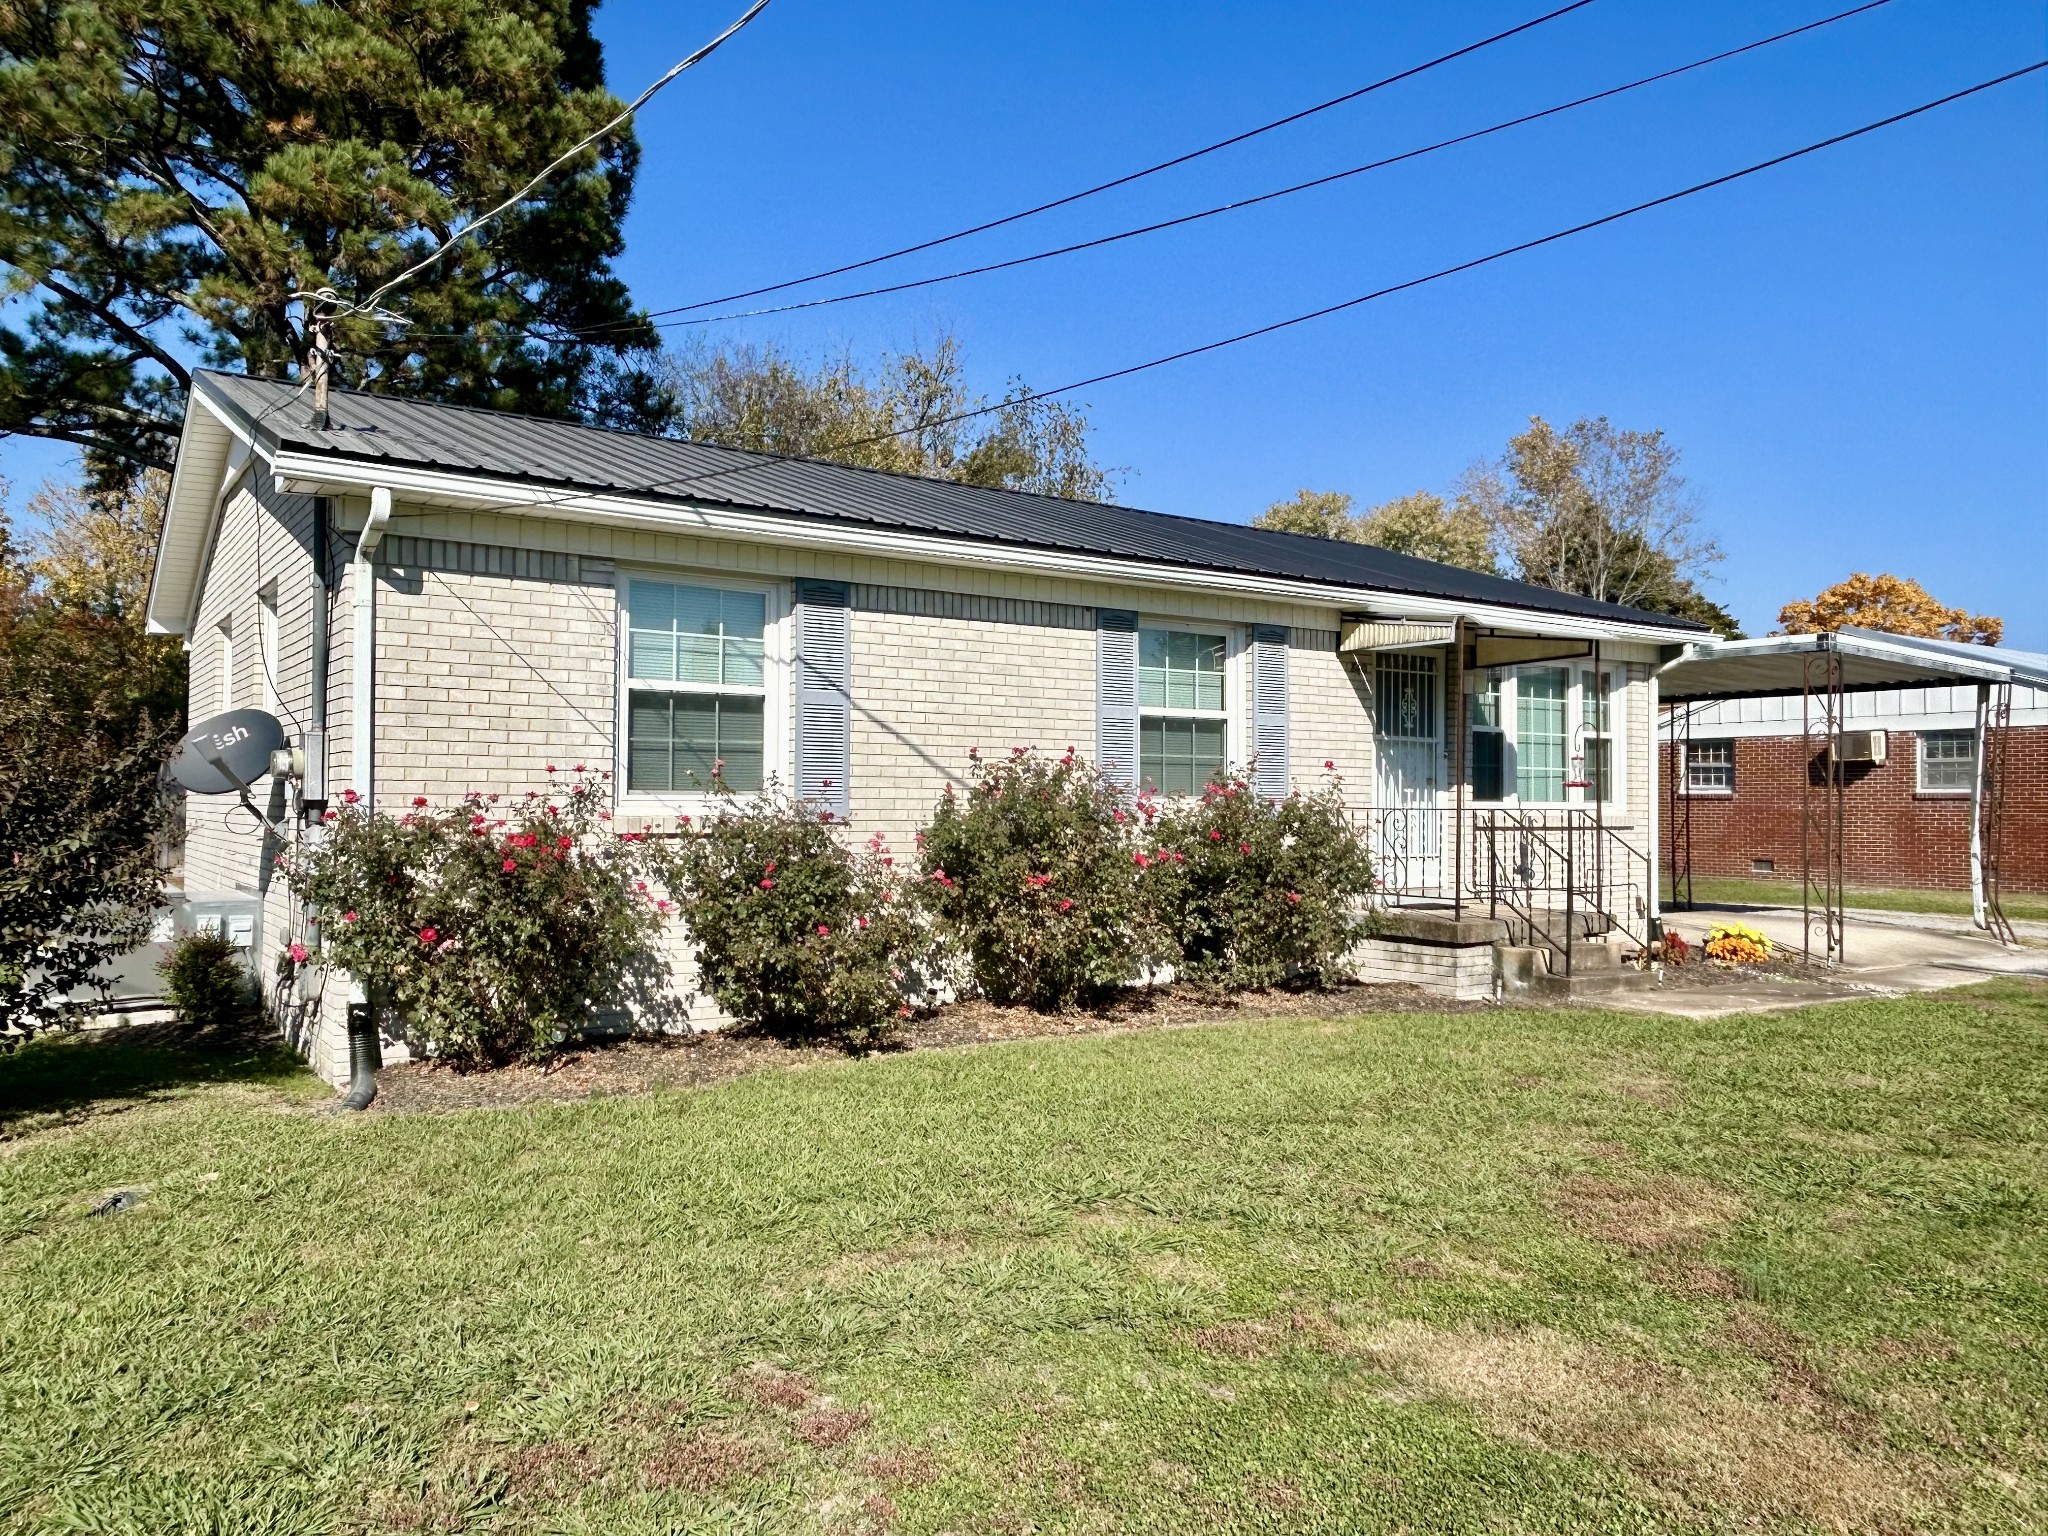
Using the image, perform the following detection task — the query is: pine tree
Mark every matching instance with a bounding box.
[0,0,671,483]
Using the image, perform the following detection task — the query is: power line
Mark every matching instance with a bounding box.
[336,0,776,320]
[308,61,2047,533]
[647,0,1898,332]
[649,0,1601,319]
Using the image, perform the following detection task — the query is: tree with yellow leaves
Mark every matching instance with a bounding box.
[1775,573,2002,646]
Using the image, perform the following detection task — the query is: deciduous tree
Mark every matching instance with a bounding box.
[0,0,670,483]
[661,334,1118,501]
[1252,488,1497,573]
[1455,416,1739,634]
[1,476,182,1040]
[1777,573,2001,645]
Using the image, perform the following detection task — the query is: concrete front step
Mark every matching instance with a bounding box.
[1499,941,1660,1000]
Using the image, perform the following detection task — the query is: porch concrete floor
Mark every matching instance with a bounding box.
[1602,903,2048,1020]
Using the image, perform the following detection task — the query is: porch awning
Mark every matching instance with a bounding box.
[1340,618,1455,653]
[1658,627,2048,702]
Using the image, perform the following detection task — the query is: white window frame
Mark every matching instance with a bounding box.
[1136,617,1244,797]
[1681,738,1736,797]
[258,584,281,719]
[1916,729,1976,796]
[1466,663,1628,811]
[613,568,791,816]
[216,615,235,715]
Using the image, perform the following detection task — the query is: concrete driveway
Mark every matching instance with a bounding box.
[1603,904,2048,1019]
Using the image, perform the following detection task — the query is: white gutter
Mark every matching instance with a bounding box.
[351,487,392,809]
[273,452,1707,646]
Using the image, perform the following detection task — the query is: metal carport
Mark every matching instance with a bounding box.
[1657,627,2048,960]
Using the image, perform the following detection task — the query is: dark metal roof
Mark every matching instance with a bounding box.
[199,370,1705,631]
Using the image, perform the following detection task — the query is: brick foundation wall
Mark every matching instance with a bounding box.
[1661,728,2048,894]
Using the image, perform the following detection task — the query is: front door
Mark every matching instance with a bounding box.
[1372,651,1444,897]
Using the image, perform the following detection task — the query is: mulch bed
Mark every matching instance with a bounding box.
[367,982,1490,1115]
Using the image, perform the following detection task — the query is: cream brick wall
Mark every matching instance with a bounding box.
[849,606,1099,852]
[371,556,615,806]
[181,470,361,1081]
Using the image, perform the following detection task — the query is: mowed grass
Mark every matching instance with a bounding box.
[1665,875,2048,924]
[3,985,2046,1535]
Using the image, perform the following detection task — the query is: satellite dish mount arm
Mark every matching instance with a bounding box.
[198,739,286,836]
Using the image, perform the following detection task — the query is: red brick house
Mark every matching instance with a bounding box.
[1661,678,2048,895]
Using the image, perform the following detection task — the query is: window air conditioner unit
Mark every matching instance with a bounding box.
[1833,729,1887,764]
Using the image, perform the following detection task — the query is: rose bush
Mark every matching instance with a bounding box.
[916,747,1157,1010]
[1146,764,1375,990]
[669,786,921,1047]
[283,767,683,1068]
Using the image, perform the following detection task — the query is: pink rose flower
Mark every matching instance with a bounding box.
[760,878,775,890]
[419,927,438,944]
[287,942,308,964]
[502,859,518,873]
[816,924,830,937]
[342,911,357,923]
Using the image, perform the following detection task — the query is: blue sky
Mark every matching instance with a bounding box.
[6,0,2042,643]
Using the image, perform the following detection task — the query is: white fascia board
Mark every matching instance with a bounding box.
[145,384,275,635]
[272,452,1707,646]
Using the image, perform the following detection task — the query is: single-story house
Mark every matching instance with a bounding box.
[148,372,1708,1081]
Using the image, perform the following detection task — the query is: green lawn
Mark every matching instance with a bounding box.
[1665,875,2048,924]
[4,986,2045,1535]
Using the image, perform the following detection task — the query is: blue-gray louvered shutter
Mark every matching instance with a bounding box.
[794,579,851,818]
[1250,624,1290,800]
[1095,609,1140,790]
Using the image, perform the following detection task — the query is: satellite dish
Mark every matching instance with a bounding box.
[168,709,288,795]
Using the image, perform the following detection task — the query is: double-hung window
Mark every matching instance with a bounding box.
[1515,666,1570,802]
[1917,730,1975,794]
[625,579,768,795]
[1464,665,1624,807]
[1582,667,1614,802]
[1139,627,1228,795]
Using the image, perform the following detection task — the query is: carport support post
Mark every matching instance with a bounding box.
[1969,682,1989,931]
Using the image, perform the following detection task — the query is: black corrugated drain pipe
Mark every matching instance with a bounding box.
[338,1000,382,1111]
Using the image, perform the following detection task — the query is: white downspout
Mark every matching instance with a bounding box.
[351,488,392,809]
[1969,682,1989,930]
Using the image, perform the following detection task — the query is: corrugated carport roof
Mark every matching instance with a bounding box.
[194,371,1706,633]
[1659,626,2048,701]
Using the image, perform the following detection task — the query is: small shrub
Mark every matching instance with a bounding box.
[158,929,254,1030]
[1703,920,1772,964]
[669,786,919,1047]
[283,767,682,1068]
[916,747,1155,1010]
[1146,764,1376,989]
[1661,929,1692,966]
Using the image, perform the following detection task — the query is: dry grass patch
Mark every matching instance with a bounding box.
[723,1364,817,1411]
[797,1406,873,1449]
[860,1448,940,1486]
[1189,1308,1346,1361]
[1356,1319,1936,1531]
[640,1430,769,1493]
[1551,1172,1739,1257]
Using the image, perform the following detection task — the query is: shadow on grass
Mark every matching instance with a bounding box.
[0,1017,316,1140]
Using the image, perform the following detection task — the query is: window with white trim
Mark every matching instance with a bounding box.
[1138,626,1228,795]
[1917,730,1975,794]
[216,616,235,715]
[624,579,769,795]
[1463,664,1625,807]
[1683,739,1734,794]
[258,586,281,718]
[1582,666,1614,802]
